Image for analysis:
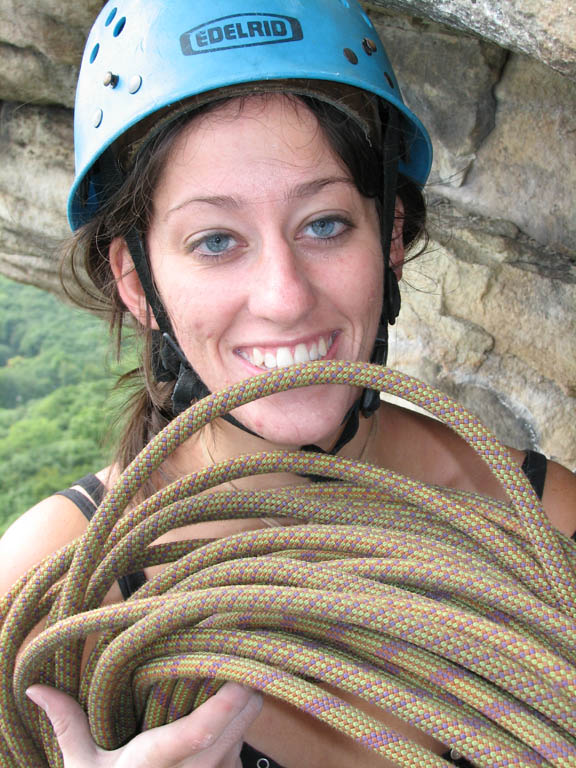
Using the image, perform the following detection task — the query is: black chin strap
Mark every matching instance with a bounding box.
[159,332,261,438]
[297,398,362,482]
[123,215,258,435]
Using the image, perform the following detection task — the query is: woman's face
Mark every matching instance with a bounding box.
[122,95,396,447]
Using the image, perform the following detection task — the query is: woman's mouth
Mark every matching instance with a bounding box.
[236,332,337,370]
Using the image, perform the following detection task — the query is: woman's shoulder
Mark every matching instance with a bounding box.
[375,401,508,495]
[0,467,112,596]
[375,402,576,536]
[540,459,576,537]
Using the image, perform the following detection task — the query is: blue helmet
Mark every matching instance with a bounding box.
[68,0,432,230]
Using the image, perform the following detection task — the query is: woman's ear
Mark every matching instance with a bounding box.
[389,197,405,280]
[109,237,159,330]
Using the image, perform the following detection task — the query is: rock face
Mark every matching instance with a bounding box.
[0,102,72,291]
[367,0,576,80]
[434,55,576,251]
[0,1,574,469]
[371,10,576,468]
[390,206,576,466]
[0,0,100,106]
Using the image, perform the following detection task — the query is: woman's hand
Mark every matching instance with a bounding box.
[26,681,262,768]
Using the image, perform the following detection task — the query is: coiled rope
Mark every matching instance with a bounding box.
[0,361,575,768]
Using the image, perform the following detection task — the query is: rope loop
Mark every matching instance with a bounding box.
[1,362,575,767]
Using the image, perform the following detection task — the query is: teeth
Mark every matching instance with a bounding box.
[294,343,309,364]
[252,347,264,367]
[244,334,333,369]
[276,346,294,368]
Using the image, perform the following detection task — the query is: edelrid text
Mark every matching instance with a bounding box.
[181,14,303,55]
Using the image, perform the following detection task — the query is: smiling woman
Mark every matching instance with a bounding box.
[62,86,426,466]
[110,95,386,446]
[1,0,575,767]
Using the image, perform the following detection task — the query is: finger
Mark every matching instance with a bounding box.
[26,685,101,765]
[124,682,262,768]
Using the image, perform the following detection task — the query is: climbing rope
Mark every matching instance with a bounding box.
[0,361,575,767]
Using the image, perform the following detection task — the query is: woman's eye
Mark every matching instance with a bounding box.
[304,217,350,240]
[188,232,237,257]
[202,233,234,253]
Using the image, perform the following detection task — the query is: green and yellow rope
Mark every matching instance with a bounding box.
[0,361,575,767]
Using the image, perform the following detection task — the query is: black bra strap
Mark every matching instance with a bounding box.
[56,474,147,598]
[75,473,106,504]
[241,743,285,767]
[54,488,99,520]
[117,571,148,600]
[54,473,105,520]
[520,450,547,500]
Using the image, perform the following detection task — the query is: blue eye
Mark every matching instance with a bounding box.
[203,233,232,253]
[188,231,238,258]
[310,218,337,237]
[304,216,350,241]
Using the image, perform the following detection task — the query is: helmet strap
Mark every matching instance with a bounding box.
[123,228,173,355]
[98,149,182,384]
[158,332,261,436]
[121,220,259,433]
[361,104,400,417]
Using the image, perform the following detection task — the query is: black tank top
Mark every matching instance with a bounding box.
[55,450,558,768]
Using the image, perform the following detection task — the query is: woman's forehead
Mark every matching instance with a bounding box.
[171,93,330,157]
[154,94,351,202]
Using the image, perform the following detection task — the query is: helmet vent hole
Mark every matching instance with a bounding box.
[362,38,377,55]
[89,43,100,64]
[105,8,117,27]
[113,17,126,37]
[343,48,358,65]
[384,72,395,89]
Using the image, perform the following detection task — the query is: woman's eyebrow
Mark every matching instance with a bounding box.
[286,176,355,200]
[165,195,241,219]
[165,176,354,219]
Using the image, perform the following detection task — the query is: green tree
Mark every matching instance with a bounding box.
[0,276,131,535]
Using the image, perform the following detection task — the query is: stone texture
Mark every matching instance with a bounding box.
[372,10,507,187]
[0,102,72,293]
[433,214,576,393]
[429,54,576,251]
[390,203,576,468]
[0,0,100,108]
[0,0,101,51]
[366,0,576,80]
[0,42,77,107]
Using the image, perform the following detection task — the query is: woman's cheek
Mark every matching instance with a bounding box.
[361,262,384,317]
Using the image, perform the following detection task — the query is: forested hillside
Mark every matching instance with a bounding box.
[0,275,131,534]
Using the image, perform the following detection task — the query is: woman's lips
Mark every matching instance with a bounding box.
[236,332,338,370]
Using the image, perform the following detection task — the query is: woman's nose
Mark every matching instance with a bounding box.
[247,239,316,326]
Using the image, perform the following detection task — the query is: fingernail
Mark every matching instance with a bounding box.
[220,681,254,703]
[26,687,48,713]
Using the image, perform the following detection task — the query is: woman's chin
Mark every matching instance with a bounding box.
[229,384,357,449]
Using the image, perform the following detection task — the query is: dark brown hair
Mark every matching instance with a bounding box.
[60,93,427,476]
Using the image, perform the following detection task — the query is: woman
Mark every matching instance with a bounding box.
[2,0,576,766]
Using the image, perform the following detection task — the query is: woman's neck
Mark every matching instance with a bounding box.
[162,410,377,491]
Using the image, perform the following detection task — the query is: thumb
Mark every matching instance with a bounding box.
[26,684,100,764]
